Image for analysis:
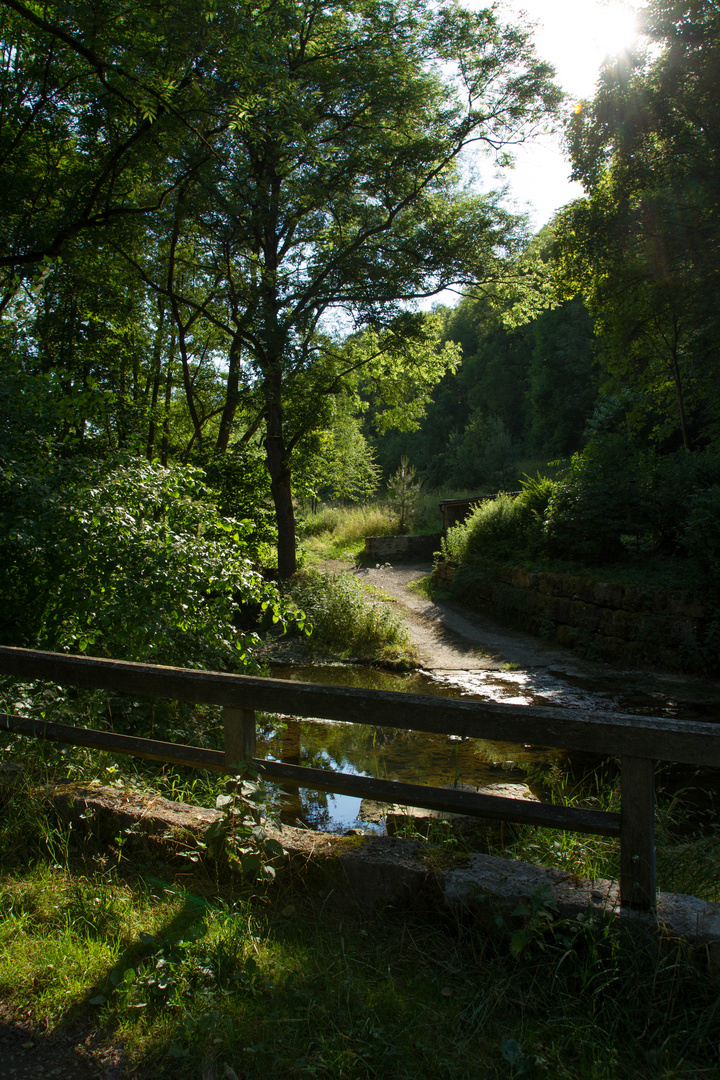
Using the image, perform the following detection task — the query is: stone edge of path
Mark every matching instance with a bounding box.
[33,781,720,969]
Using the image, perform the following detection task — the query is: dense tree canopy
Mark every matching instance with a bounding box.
[555,0,720,452]
[1,0,561,575]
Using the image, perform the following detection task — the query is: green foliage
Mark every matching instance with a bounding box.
[518,473,555,516]
[297,503,400,566]
[0,455,292,670]
[527,298,599,456]
[284,570,411,662]
[543,441,720,564]
[372,292,598,492]
[199,445,276,552]
[555,0,720,453]
[386,456,422,535]
[1,0,562,578]
[440,439,720,574]
[542,438,641,563]
[683,486,720,569]
[4,774,720,1079]
[442,494,542,564]
[316,414,381,506]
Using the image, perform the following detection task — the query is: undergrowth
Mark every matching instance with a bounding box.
[281,569,415,666]
[298,504,397,561]
[2,775,720,1080]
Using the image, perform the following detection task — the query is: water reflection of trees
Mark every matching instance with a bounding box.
[258,715,551,793]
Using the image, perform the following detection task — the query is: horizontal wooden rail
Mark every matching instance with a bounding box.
[1,646,718,766]
[2,645,718,912]
[0,713,621,836]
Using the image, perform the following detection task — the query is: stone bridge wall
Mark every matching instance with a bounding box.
[434,559,709,670]
[364,533,442,562]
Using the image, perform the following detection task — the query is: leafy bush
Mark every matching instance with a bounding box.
[442,493,542,563]
[542,437,640,561]
[0,455,293,672]
[285,570,410,660]
[518,472,555,515]
[684,485,720,569]
[199,444,277,552]
[544,441,720,563]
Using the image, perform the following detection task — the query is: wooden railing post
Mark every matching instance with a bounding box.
[620,756,656,910]
[223,706,256,774]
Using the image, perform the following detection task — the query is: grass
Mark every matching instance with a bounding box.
[298,504,398,562]
[3,728,720,1079]
[3,780,720,1080]
[281,569,416,667]
[296,488,476,564]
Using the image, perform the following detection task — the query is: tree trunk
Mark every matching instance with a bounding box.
[160,326,175,467]
[670,345,691,453]
[146,298,166,460]
[215,333,242,454]
[264,364,296,579]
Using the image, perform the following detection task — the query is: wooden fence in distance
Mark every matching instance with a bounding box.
[2,645,719,911]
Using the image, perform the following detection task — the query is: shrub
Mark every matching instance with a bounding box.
[542,437,639,562]
[684,485,720,569]
[0,456,293,672]
[285,570,410,660]
[442,493,542,564]
[199,444,277,552]
[543,441,720,563]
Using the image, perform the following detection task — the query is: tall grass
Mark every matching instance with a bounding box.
[298,490,476,559]
[299,503,397,542]
[285,569,413,663]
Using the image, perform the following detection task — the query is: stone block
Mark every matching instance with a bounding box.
[570,600,604,632]
[666,618,699,645]
[545,595,573,623]
[538,572,561,595]
[598,608,646,638]
[665,594,706,620]
[593,581,626,609]
[554,624,580,648]
[509,567,535,589]
[622,586,647,612]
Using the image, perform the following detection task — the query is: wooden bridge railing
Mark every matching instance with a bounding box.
[1,645,718,911]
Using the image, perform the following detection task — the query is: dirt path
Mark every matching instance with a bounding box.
[357,561,594,674]
[346,561,720,714]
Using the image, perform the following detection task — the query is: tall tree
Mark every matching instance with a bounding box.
[128,0,560,575]
[556,0,720,450]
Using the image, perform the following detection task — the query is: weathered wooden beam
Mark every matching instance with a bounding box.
[223,706,256,772]
[1,646,719,767]
[620,756,656,910]
[0,712,620,836]
[1,712,223,771]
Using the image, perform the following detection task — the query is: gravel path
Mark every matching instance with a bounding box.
[356,562,598,675]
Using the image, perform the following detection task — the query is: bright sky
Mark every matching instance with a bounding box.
[468,0,643,230]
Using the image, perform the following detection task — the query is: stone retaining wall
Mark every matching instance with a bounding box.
[364,532,442,562]
[434,558,709,669]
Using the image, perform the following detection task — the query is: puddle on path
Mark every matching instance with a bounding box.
[260,661,718,832]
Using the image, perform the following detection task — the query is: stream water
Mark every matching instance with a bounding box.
[259,661,720,832]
